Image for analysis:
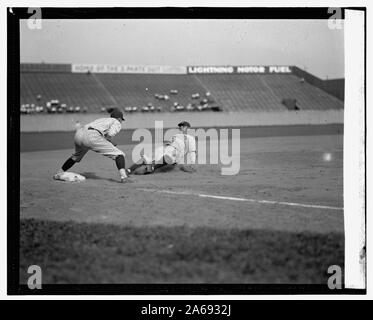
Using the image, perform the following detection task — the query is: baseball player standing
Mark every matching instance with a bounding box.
[54,108,131,183]
[128,121,197,174]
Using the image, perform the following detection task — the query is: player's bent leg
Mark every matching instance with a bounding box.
[153,156,168,170]
[128,161,146,174]
[62,157,76,171]
[153,146,177,171]
[54,157,77,180]
[114,154,132,183]
[164,146,177,164]
[128,163,154,175]
[89,138,132,182]
[54,149,88,179]
[54,132,89,180]
[152,145,175,171]
[53,151,85,179]
[91,137,124,160]
[127,151,156,175]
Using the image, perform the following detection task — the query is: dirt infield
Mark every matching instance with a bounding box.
[19,132,344,284]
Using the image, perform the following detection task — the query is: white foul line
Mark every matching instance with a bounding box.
[137,188,343,211]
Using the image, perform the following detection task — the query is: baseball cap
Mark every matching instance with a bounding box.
[178,121,191,128]
[110,108,125,120]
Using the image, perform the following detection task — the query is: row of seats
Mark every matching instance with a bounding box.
[21,103,88,114]
[20,72,343,113]
[196,74,343,111]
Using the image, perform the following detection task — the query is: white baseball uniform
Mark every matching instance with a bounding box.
[153,133,196,165]
[71,117,124,162]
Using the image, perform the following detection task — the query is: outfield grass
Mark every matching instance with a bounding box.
[20,218,344,284]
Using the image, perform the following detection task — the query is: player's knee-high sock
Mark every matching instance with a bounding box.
[115,155,128,179]
[115,155,125,170]
[61,157,76,172]
[128,162,144,173]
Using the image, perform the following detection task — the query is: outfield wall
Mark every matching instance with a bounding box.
[21,110,343,132]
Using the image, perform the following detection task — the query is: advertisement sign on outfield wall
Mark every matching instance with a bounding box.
[71,64,291,74]
[187,65,292,74]
[71,64,187,74]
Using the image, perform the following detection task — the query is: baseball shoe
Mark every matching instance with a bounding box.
[120,175,134,183]
[53,170,64,180]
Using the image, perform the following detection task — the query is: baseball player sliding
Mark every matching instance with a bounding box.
[54,108,131,183]
[128,121,197,175]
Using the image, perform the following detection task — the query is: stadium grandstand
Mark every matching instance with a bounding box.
[20,63,344,115]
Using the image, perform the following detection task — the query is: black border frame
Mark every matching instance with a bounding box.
[8,6,366,295]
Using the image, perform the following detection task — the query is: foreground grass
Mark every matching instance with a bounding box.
[20,218,344,284]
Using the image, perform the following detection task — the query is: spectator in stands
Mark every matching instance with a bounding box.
[200,98,208,105]
[186,103,194,111]
[46,102,51,112]
[147,103,155,112]
[205,92,214,103]
[197,104,204,111]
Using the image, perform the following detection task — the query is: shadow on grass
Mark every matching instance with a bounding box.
[81,172,118,183]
